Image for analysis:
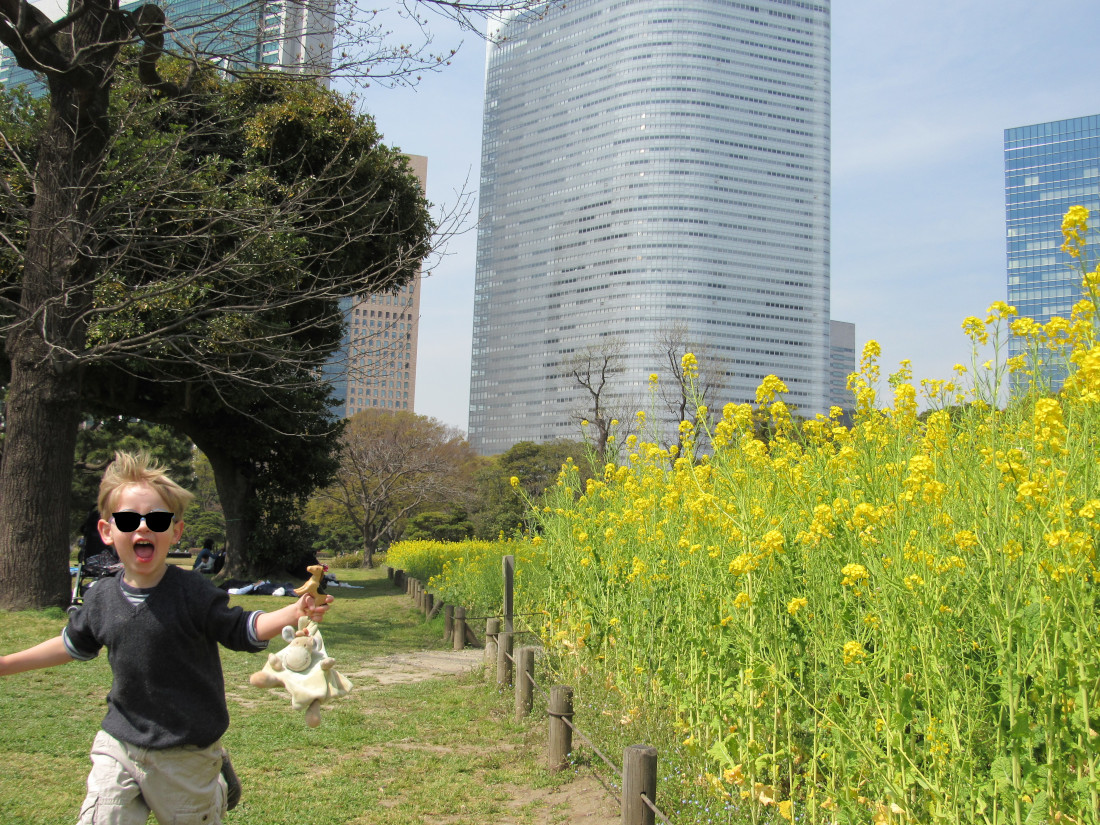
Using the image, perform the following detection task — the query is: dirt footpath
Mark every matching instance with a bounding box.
[347,649,620,824]
[341,648,486,686]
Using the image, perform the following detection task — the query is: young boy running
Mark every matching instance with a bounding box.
[0,452,332,824]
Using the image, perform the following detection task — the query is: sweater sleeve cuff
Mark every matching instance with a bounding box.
[62,628,99,661]
[247,612,269,649]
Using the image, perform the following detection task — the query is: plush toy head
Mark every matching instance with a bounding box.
[280,625,322,673]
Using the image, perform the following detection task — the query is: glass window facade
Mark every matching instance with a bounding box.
[1,0,334,90]
[468,0,831,455]
[829,319,855,413]
[1004,114,1100,385]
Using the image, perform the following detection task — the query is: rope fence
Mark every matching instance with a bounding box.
[387,562,672,825]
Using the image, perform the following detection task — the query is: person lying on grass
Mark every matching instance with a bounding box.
[0,451,333,825]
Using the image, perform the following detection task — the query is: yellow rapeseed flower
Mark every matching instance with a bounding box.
[962,315,989,345]
[728,553,758,576]
[787,597,808,615]
[986,300,1017,322]
[1061,204,1089,258]
[755,374,788,407]
[953,530,979,552]
[843,640,867,664]
[723,765,745,784]
[841,563,869,586]
[1032,397,1068,452]
[759,529,785,555]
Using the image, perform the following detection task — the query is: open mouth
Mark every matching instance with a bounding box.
[134,541,156,562]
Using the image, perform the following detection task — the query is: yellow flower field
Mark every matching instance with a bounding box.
[418,207,1100,825]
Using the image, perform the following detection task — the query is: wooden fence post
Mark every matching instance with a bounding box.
[496,631,513,688]
[444,605,454,642]
[394,569,404,589]
[453,607,467,651]
[515,646,535,720]
[548,685,574,772]
[386,566,394,581]
[621,745,658,825]
[423,592,433,619]
[502,554,514,634]
[484,619,500,674]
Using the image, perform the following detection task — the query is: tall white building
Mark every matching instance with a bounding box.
[468,0,831,454]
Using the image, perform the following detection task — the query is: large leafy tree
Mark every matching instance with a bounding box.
[0,59,434,605]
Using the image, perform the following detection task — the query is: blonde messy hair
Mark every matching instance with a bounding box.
[97,452,194,520]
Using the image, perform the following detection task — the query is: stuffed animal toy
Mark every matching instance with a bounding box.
[249,616,352,727]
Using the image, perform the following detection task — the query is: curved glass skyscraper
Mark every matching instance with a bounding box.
[469,0,830,454]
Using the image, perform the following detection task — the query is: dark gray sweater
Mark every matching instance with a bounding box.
[64,564,266,749]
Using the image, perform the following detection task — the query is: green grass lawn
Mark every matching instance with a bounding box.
[0,566,575,825]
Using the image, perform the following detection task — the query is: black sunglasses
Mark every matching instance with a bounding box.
[111,511,175,533]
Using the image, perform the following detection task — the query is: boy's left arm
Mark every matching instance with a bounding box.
[254,593,333,642]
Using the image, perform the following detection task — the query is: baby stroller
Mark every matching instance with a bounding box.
[70,548,124,608]
[70,509,123,609]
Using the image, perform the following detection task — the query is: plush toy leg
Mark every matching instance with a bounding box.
[249,671,282,688]
[305,699,322,728]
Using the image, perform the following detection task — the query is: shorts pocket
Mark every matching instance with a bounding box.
[168,804,221,825]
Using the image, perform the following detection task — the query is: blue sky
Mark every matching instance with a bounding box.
[359,0,1098,432]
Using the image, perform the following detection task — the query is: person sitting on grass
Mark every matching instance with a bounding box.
[0,451,333,824]
[192,537,215,571]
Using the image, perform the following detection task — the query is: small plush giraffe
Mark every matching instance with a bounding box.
[293,564,327,601]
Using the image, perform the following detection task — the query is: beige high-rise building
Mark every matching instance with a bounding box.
[333,155,425,418]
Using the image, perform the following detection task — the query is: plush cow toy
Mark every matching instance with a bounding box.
[249,616,352,727]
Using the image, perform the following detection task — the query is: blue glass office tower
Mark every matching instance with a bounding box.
[468,0,831,455]
[1,0,333,90]
[1005,115,1100,384]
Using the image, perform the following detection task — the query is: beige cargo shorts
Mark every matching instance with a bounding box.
[77,730,227,825]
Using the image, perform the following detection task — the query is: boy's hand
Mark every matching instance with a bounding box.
[299,593,334,623]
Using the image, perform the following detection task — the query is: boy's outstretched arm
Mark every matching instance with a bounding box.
[254,593,334,642]
[0,636,73,677]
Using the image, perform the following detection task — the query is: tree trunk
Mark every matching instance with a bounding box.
[198,441,256,579]
[0,77,111,609]
[0,353,82,609]
[362,537,375,569]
